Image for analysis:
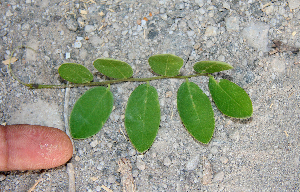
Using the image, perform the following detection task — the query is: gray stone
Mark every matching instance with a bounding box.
[195,0,204,7]
[136,158,146,170]
[220,156,229,164]
[225,16,240,32]
[164,157,172,166]
[66,18,78,31]
[270,56,285,73]
[242,22,270,52]
[187,30,195,36]
[186,155,200,170]
[103,51,109,58]
[205,26,218,36]
[161,13,168,21]
[85,25,96,33]
[160,8,166,14]
[90,140,98,148]
[0,174,6,181]
[210,146,218,155]
[108,175,116,183]
[230,130,240,142]
[213,171,225,183]
[288,0,300,10]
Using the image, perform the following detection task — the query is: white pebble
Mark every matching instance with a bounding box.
[136,158,146,170]
[74,40,82,48]
[161,13,168,21]
[186,154,200,170]
[103,51,109,58]
[220,156,229,164]
[96,186,101,191]
[164,157,172,166]
[213,171,225,183]
[0,174,6,181]
[205,26,218,36]
[210,146,218,155]
[108,175,116,183]
[66,52,70,59]
[85,25,96,33]
[90,140,98,148]
[187,31,195,37]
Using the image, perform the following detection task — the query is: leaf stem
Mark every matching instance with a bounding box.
[8,46,208,89]
[24,73,209,89]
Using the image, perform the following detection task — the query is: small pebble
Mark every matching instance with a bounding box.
[6,10,13,17]
[220,156,229,164]
[164,157,172,166]
[186,155,200,171]
[103,51,109,58]
[90,140,98,148]
[108,175,116,183]
[195,0,204,7]
[66,19,78,31]
[85,25,96,33]
[136,158,146,170]
[187,31,195,37]
[66,52,70,59]
[90,177,98,181]
[210,146,218,155]
[160,8,166,14]
[96,186,101,191]
[75,156,81,161]
[205,26,218,36]
[74,40,82,48]
[213,171,225,183]
[230,130,240,142]
[129,149,136,156]
[161,13,168,21]
[0,174,6,181]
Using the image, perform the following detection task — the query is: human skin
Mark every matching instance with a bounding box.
[0,124,73,171]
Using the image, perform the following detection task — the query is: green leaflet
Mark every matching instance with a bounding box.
[70,86,114,139]
[58,63,93,83]
[125,83,160,153]
[148,54,183,77]
[209,76,253,118]
[177,80,215,144]
[193,61,233,74]
[93,58,133,79]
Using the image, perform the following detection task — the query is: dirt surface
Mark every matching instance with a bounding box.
[1,0,300,191]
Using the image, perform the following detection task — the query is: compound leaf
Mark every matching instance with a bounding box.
[125,83,160,153]
[58,63,93,83]
[93,58,133,79]
[209,76,253,118]
[70,86,114,139]
[193,61,233,74]
[177,80,215,144]
[148,54,183,77]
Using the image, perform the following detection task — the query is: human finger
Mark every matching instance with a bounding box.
[0,124,73,171]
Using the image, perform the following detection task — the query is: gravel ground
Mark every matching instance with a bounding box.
[1,0,300,191]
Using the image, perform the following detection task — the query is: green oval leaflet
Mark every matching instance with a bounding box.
[177,80,215,144]
[148,54,183,77]
[193,61,233,74]
[93,58,133,79]
[70,86,114,139]
[208,75,253,118]
[125,83,161,153]
[58,63,93,84]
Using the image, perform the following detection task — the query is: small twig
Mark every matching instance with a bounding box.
[27,177,44,192]
[101,185,113,192]
[67,163,76,192]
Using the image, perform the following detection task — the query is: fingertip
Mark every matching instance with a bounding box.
[0,125,73,171]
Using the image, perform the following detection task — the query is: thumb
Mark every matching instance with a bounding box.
[0,124,73,171]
